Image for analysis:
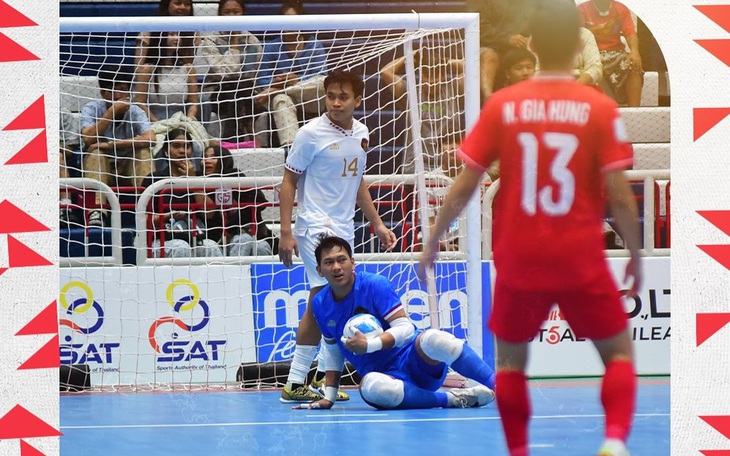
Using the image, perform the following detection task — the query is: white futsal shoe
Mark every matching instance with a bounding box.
[446,385,495,408]
[597,438,630,456]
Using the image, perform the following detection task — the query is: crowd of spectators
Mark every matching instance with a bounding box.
[60,0,662,258]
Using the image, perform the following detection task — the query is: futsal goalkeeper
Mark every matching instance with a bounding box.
[293,235,496,411]
[278,70,397,403]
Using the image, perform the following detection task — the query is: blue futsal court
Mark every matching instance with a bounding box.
[60,377,669,455]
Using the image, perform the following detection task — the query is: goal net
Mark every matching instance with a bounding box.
[58,13,484,391]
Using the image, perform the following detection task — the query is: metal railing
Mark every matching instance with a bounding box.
[60,177,124,266]
[133,174,464,266]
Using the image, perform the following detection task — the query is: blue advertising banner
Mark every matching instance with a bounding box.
[250,262,493,368]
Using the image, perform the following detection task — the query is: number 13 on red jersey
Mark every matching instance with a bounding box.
[518,132,578,217]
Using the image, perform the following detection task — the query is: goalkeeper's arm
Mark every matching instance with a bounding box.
[344,308,415,355]
[321,337,344,403]
[365,309,415,353]
[292,338,342,410]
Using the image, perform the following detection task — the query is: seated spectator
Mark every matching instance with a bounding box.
[141,128,223,258]
[80,64,156,227]
[59,108,82,228]
[465,0,537,100]
[198,145,274,256]
[135,0,195,67]
[253,0,328,149]
[495,47,536,90]
[489,48,537,182]
[134,31,201,122]
[196,0,262,142]
[578,0,643,106]
[379,48,464,177]
[571,26,603,86]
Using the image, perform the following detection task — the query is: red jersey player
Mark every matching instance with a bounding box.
[418,1,642,455]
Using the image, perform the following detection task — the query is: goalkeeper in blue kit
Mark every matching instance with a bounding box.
[293,235,496,410]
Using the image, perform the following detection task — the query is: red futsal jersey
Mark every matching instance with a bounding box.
[459,74,633,293]
[577,0,637,52]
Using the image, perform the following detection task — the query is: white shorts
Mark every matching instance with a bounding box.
[295,230,354,288]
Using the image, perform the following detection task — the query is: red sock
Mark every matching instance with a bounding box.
[601,359,636,442]
[496,370,531,456]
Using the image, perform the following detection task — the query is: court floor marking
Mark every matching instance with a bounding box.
[61,412,669,430]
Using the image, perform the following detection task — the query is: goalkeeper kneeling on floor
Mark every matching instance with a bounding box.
[292,235,497,411]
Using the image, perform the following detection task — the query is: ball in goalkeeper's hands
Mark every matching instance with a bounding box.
[343,313,383,339]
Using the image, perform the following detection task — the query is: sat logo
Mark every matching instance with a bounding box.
[148,279,226,363]
[59,281,120,365]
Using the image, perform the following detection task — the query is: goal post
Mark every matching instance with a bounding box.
[59,12,485,391]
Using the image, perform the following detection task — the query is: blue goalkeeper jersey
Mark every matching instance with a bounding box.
[311,271,415,376]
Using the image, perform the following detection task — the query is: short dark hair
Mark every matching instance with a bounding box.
[501,47,537,72]
[315,235,353,265]
[218,0,246,15]
[529,0,580,67]
[97,64,133,92]
[324,69,364,98]
[162,128,192,154]
[280,0,303,15]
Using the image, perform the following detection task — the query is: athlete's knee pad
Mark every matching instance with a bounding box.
[419,329,464,365]
[359,372,405,410]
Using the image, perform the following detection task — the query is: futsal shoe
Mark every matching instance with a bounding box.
[597,439,630,456]
[280,384,323,403]
[446,385,495,408]
[309,376,350,401]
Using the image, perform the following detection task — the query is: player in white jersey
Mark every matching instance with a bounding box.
[278,69,397,403]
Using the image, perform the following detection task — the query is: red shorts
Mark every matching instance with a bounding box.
[488,276,628,343]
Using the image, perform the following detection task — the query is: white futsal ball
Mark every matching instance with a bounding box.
[343,313,383,339]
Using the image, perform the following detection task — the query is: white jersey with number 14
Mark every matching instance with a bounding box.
[285,114,369,240]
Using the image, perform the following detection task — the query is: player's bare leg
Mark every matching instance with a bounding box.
[593,330,636,456]
[625,70,644,107]
[494,338,530,456]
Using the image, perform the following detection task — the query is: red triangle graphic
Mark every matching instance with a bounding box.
[4,130,48,165]
[0,1,38,28]
[0,405,61,439]
[698,245,730,271]
[0,268,7,277]
[701,415,730,440]
[4,96,45,131]
[698,210,730,237]
[0,200,50,234]
[701,451,730,456]
[18,335,59,370]
[16,301,58,336]
[20,440,47,456]
[0,33,39,62]
[693,107,730,141]
[696,313,730,347]
[696,39,730,67]
[7,235,52,269]
[695,5,730,34]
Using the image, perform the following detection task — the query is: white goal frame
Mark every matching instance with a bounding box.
[59,13,486,359]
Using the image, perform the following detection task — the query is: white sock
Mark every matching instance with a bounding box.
[315,338,327,377]
[286,345,318,386]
